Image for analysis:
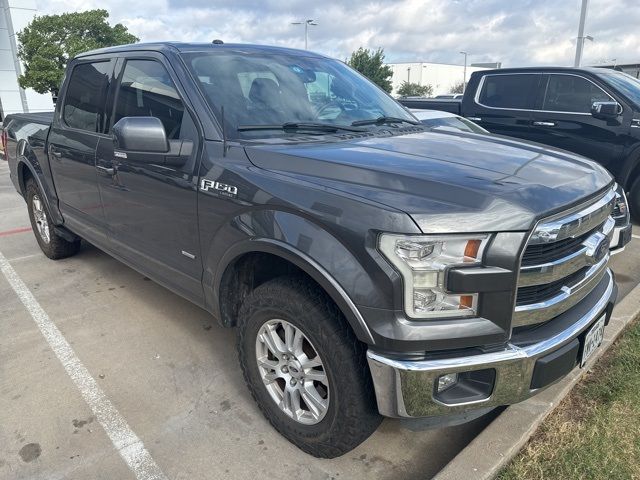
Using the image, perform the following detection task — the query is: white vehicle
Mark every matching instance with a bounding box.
[434,93,464,99]
[410,109,488,134]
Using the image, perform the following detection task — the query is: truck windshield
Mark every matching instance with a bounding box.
[182,50,415,139]
[597,71,640,108]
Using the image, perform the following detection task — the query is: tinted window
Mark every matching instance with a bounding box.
[63,61,111,132]
[542,74,612,113]
[597,72,640,107]
[478,74,538,109]
[114,60,184,139]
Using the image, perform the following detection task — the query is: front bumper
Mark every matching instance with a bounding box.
[367,269,616,418]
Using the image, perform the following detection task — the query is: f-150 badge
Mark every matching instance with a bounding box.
[200,179,238,197]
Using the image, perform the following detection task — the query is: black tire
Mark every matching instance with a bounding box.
[237,275,382,458]
[25,178,81,259]
[629,177,640,224]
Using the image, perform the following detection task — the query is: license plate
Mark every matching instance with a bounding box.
[581,315,606,367]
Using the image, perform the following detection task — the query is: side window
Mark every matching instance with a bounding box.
[542,75,613,113]
[63,61,111,133]
[478,74,538,109]
[114,60,184,139]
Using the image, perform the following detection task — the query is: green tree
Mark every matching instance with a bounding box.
[451,81,465,94]
[17,9,138,95]
[397,81,433,97]
[347,47,393,93]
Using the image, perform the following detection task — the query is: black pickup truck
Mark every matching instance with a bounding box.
[3,43,632,458]
[400,67,640,223]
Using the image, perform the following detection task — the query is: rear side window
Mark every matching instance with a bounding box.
[63,61,111,133]
[542,74,612,113]
[477,74,538,109]
[113,60,184,139]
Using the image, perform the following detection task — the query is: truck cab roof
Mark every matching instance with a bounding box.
[76,41,330,60]
[472,66,611,76]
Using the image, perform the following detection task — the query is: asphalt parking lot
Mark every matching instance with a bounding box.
[1,159,639,480]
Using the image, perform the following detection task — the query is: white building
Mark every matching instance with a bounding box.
[386,61,491,97]
[0,0,53,119]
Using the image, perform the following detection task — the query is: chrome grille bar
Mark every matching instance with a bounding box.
[528,189,616,245]
[518,217,614,287]
[514,254,609,327]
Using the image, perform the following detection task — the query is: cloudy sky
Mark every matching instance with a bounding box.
[35,0,640,67]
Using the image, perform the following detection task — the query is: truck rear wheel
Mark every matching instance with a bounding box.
[237,275,382,458]
[26,179,81,259]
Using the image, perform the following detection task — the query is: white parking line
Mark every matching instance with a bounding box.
[632,234,640,240]
[0,250,168,480]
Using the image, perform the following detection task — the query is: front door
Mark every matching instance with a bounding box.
[96,56,203,303]
[528,73,624,170]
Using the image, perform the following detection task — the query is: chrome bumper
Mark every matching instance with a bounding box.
[366,269,615,418]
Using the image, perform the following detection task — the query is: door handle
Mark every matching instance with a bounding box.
[96,165,115,176]
[49,147,62,158]
[533,121,556,127]
[466,117,482,122]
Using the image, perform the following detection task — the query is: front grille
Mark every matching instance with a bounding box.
[513,188,616,328]
[516,267,587,305]
[521,227,597,267]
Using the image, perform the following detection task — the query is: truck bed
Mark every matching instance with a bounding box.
[398,98,462,114]
[6,111,54,125]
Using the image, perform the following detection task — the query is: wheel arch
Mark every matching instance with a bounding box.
[16,156,64,225]
[618,143,640,190]
[213,239,376,345]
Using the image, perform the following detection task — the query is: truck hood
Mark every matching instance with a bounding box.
[244,129,613,233]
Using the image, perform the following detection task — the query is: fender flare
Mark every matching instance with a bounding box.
[16,156,64,225]
[212,237,376,345]
[618,144,640,189]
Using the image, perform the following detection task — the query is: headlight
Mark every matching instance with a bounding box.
[378,234,489,319]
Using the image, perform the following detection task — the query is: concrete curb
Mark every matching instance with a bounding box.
[433,282,640,480]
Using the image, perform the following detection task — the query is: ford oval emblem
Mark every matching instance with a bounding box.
[594,237,610,262]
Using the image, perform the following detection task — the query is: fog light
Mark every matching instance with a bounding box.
[437,373,458,392]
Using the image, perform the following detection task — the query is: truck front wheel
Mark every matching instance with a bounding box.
[237,275,382,458]
[26,179,80,259]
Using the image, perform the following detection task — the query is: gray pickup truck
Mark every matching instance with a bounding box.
[2,42,631,458]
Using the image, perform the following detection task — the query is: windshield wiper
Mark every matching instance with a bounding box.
[351,116,421,127]
[237,122,367,133]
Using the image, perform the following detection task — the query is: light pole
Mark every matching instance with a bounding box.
[574,0,592,67]
[291,19,317,50]
[460,51,468,92]
[407,67,411,83]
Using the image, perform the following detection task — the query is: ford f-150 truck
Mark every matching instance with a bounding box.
[400,66,640,225]
[3,42,632,458]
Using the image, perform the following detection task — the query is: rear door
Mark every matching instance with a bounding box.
[96,53,204,303]
[528,73,624,169]
[48,58,114,243]
[466,73,540,140]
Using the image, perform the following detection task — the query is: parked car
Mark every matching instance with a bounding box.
[399,67,640,224]
[3,42,631,458]
[410,109,488,133]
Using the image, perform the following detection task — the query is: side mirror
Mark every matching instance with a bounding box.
[591,101,621,120]
[113,117,169,153]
